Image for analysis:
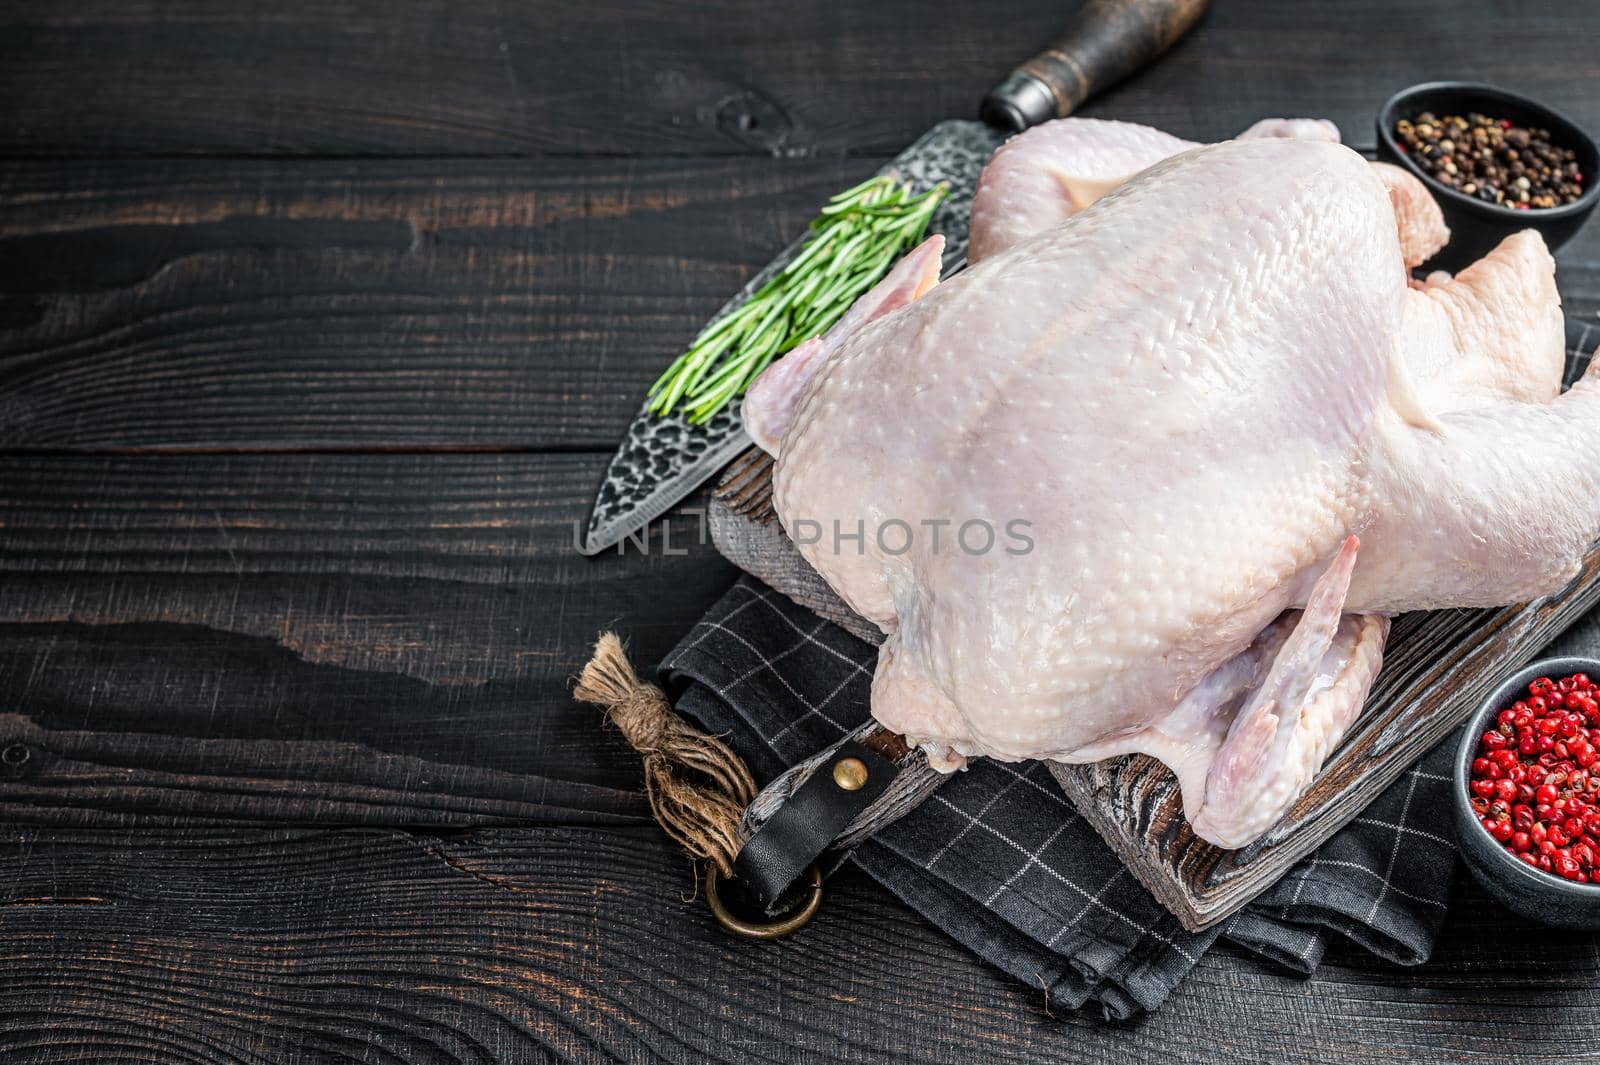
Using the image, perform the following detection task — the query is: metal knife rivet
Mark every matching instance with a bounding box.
[832,757,868,791]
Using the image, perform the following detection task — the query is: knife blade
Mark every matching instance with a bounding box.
[580,0,1212,555]
[580,119,998,555]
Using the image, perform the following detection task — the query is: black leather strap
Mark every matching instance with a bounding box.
[730,740,901,911]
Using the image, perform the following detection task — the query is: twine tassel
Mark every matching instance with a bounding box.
[573,632,758,876]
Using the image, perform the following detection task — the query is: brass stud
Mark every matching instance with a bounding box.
[832,756,868,791]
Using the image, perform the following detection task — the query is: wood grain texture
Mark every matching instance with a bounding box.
[2,0,1599,159]
[0,156,859,451]
[709,452,1600,929]
[3,823,1600,1065]
[0,452,734,827]
[4,0,1600,1058]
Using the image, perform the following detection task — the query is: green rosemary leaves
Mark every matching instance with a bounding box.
[647,174,948,424]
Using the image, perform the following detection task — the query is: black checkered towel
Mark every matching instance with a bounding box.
[661,578,1459,1019]
[660,317,1600,1018]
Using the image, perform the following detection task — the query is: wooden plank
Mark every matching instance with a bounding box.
[1,1,1598,159]
[1,154,1593,455]
[0,452,736,827]
[1,823,1598,1064]
[0,156,863,451]
[708,451,1600,930]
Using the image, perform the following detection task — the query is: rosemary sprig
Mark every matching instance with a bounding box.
[647,174,948,424]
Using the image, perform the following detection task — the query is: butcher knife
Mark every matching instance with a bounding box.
[580,0,1212,555]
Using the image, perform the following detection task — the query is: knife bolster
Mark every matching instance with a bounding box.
[980,0,1211,132]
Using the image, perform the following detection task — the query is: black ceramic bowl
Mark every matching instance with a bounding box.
[1376,82,1599,271]
[1453,656,1600,928]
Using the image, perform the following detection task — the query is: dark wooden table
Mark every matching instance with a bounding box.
[2,2,1599,1061]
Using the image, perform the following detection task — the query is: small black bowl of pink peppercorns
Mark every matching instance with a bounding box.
[1377,82,1599,271]
[1454,657,1600,928]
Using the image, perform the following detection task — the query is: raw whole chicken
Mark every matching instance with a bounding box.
[741,116,1590,848]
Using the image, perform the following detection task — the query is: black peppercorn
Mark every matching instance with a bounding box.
[1395,111,1584,209]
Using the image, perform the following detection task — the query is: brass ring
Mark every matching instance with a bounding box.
[704,863,823,939]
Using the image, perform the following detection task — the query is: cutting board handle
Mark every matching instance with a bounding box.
[981,0,1211,132]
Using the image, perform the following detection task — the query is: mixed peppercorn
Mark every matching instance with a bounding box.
[1394,111,1585,209]
[1470,672,1600,882]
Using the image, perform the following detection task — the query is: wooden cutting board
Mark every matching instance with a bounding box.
[708,422,1600,931]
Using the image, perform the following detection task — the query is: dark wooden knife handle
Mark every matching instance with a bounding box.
[981,0,1212,132]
